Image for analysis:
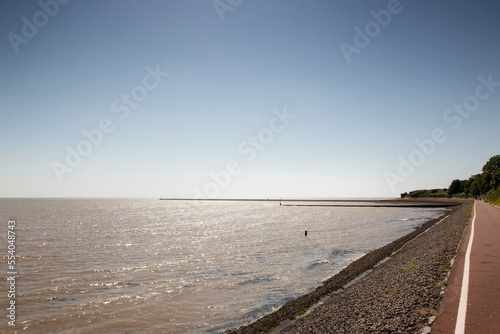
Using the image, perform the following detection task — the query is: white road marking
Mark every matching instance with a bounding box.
[455,200,477,334]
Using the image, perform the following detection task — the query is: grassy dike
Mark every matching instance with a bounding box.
[228,200,472,333]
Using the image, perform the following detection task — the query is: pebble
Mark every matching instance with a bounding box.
[230,201,470,334]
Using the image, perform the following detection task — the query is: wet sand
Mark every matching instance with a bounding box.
[228,199,471,333]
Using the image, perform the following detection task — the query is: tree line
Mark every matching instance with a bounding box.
[401,155,500,204]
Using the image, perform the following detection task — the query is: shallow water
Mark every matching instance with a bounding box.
[0,198,446,333]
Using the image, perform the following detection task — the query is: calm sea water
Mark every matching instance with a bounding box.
[0,199,446,333]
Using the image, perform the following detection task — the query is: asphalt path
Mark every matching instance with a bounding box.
[432,201,500,333]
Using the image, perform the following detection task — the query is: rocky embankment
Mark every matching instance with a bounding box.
[230,200,472,333]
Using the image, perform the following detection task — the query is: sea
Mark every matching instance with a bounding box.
[0,198,447,333]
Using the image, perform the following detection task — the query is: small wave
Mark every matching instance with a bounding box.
[237,275,275,286]
[230,271,251,277]
[46,296,76,302]
[308,259,330,269]
[331,249,355,256]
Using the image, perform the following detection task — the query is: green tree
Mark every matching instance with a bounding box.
[448,179,462,196]
[465,174,483,197]
[482,155,500,190]
[482,155,500,173]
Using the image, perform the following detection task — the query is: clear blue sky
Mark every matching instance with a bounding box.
[1,0,499,198]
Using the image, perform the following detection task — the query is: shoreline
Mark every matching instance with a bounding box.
[161,198,460,207]
[228,199,471,333]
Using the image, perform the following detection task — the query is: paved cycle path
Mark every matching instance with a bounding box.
[432,200,500,333]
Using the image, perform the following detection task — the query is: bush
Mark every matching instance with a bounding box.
[408,189,449,198]
[484,186,500,205]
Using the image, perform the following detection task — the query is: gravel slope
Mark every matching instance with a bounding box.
[230,200,472,334]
